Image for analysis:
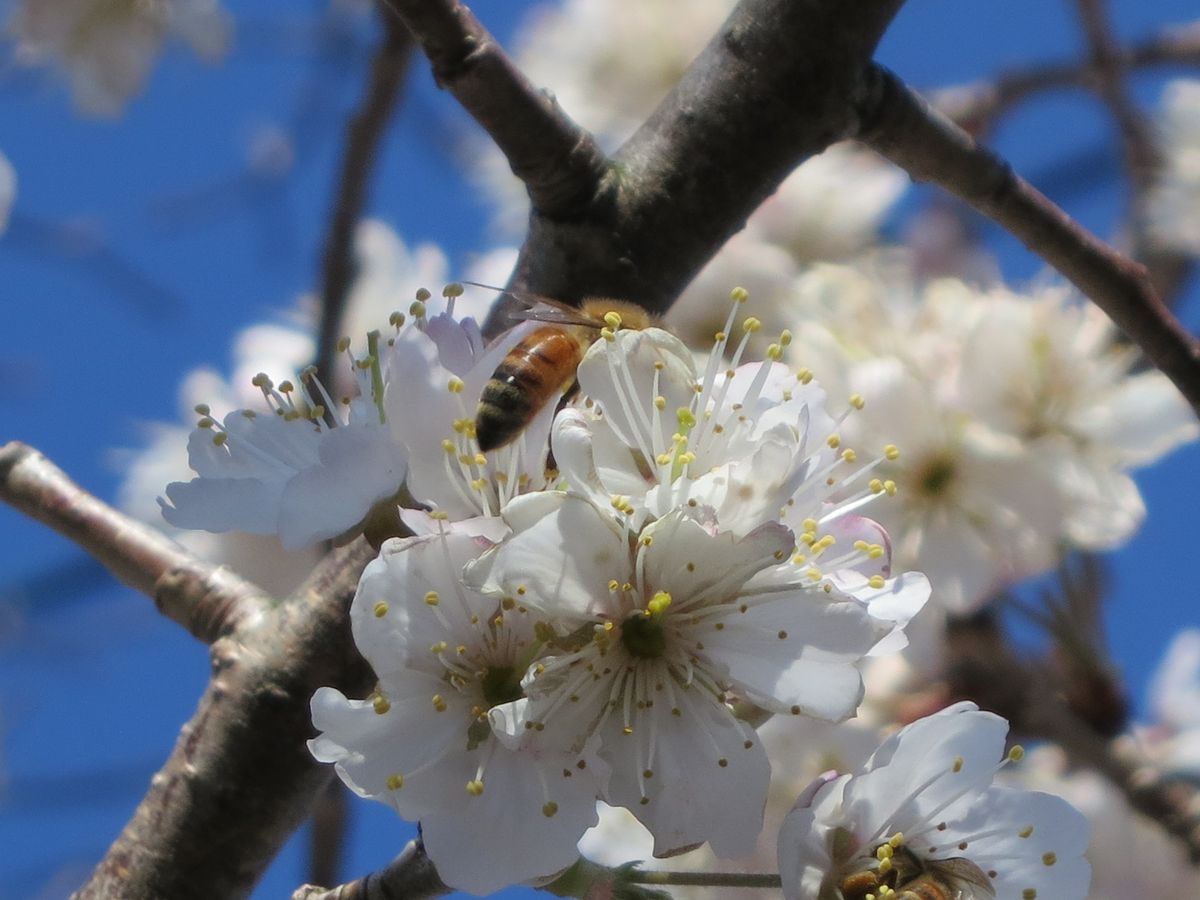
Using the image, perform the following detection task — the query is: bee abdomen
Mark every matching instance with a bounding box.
[475,327,582,452]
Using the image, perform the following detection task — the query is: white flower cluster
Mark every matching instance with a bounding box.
[781,257,1198,613]
[1148,79,1200,256]
[8,0,232,116]
[296,296,932,892]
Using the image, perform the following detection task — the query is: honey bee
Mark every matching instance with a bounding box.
[464,282,655,452]
[838,846,995,900]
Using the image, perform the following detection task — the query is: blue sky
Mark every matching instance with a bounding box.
[1,0,1198,896]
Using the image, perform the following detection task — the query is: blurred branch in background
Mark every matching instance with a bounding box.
[315,3,413,387]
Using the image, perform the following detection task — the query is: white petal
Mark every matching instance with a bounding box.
[600,680,770,858]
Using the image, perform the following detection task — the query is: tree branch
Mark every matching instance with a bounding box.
[293,838,449,900]
[380,0,608,222]
[856,65,1200,420]
[935,19,1200,127]
[75,537,379,900]
[315,6,414,384]
[0,441,267,643]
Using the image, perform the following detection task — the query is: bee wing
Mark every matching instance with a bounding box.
[934,858,996,899]
[459,280,603,328]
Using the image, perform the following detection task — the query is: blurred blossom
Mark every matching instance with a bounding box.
[1144,629,1200,776]
[1148,79,1200,256]
[782,257,1198,612]
[8,0,232,116]
[0,150,14,233]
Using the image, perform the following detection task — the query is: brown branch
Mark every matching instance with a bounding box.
[293,839,449,900]
[0,441,267,643]
[389,0,904,334]
[380,0,608,222]
[856,65,1200,420]
[315,6,414,383]
[308,781,350,890]
[936,19,1200,127]
[75,537,379,900]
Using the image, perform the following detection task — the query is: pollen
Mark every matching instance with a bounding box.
[466,780,485,796]
[952,756,964,772]
[372,695,391,715]
[742,316,762,333]
[410,299,427,318]
[1023,891,1037,899]
[386,773,404,790]
[373,601,389,618]
[841,448,857,463]
[415,287,432,302]
[1008,745,1026,762]
[827,434,841,448]
[424,591,440,606]
[1042,852,1057,866]
[849,394,866,410]
[432,694,448,712]
[797,368,814,384]
[868,575,885,588]
[604,311,623,329]
[1019,825,1034,838]
[442,282,464,298]
[884,443,900,460]
[447,377,465,394]
[542,801,559,817]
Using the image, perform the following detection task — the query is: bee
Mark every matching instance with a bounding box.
[838,846,995,900]
[464,282,655,453]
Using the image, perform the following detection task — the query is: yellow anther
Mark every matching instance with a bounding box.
[806,567,822,581]
[797,368,814,384]
[278,380,294,393]
[432,694,448,712]
[779,329,792,346]
[603,311,623,329]
[373,695,391,715]
[868,545,885,559]
[888,832,905,848]
[647,591,672,615]
[1009,745,1026,762]
[542,801,559,817]
[1019,825,1034,838]
[442,282,464,298]
[386,773,404,790]
[742,316,762,333]
[193,403,211,416]
[212,432,228,447]
[373,601,389,618]
[849,394,866,410]
[447,377,465,394]
[252,372,273,388]
[425,591,440,606]
[430,641,447,653]
[868,575,885,589]
[1042,852,1057,866]
[877,844,894,861]
[466,780,484,796]
[193,414,213,428]
[1023,890,1037,900]
[410,300,427,318]
[641,536,653,546]
[842,448,857,463]
[802,518,818,532]
[730,286,749,303]
[442,439,456,453]
[676,407,697,430]
[415,287,432,302]
[430,510,450,520]
[474,453,487,466]
[869,478,884,494]
[767,343,782,360]
[884,480,897,496]
[654,395,667,410]
[952,756,965,773]
[884,443,900,460]
[389,311,406,328]
[600,327,616,342]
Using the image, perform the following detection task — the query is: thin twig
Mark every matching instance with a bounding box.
[0,441,267,643]
[293,839,449,900]
[380,0,609,221]
[74,537,379,900]
[315,6,414,383]
[857,65,1200,420]
[935,19,1200,127]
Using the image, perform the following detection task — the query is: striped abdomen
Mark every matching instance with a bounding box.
[475,325,586,452]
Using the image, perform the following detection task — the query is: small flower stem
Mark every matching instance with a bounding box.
[627,870,783,889]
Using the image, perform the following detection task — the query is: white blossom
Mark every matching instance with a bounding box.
[1147,79,1200,256]
[469,491,928,858]
[1143,629,1200,776]
[8,0,231,116]
[784,259,1197,612]
[159,327,410,550]
[309,517,608,895]
[778,702,1090,900]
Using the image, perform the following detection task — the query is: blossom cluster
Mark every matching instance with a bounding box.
[778,258,1198,613]
[154,288,939,890]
